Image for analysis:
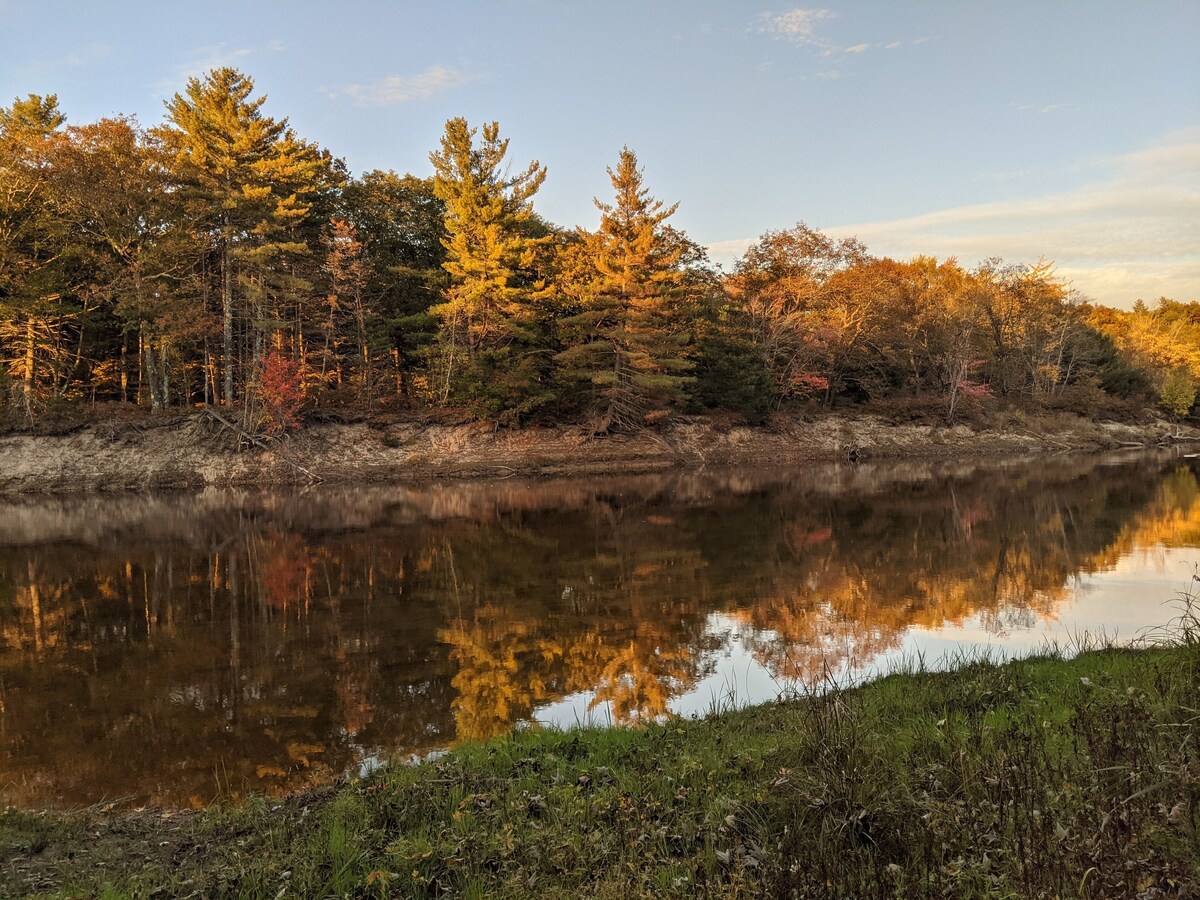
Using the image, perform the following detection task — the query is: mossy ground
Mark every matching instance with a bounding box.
[2,637,1197,898]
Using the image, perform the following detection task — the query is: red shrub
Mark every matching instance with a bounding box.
[259,352,304,433]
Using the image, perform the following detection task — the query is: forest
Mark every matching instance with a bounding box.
[2,67,1198,435]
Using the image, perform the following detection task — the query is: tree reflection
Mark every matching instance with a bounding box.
[0,452,1195,808]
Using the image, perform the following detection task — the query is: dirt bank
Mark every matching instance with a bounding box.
[0,411,1196,494]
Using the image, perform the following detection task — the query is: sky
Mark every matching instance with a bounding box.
[1,0,1197,307]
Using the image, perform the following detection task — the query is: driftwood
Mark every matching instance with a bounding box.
[1113,427,1199,449]
[203,407,323,484]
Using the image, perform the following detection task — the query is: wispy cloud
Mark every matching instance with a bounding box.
[323,65,472,107]
[152,42,258,96]
[706,130,1200,307]
[754,8,913,61]
[1015,102,1082,115]
[758,8,916,61]
[756,8,835,48]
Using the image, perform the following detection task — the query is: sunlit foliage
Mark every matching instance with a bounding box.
[0,70,1191,428]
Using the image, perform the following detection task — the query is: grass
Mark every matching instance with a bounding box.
[3,610,1198,898]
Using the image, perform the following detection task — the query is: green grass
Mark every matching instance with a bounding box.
[3,627,1198,898]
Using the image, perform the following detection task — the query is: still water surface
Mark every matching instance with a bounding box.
[2,452,1198,809]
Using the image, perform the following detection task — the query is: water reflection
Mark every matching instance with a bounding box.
[0,452,1197,809]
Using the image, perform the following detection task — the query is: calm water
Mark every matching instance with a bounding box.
[2,452,1198,810]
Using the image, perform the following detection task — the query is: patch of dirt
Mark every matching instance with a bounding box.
[0,411,1196,494]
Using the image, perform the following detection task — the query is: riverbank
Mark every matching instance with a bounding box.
[1,409,1196,494]
[3,633,1197,898]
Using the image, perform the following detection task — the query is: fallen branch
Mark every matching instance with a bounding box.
[203,407,323,484]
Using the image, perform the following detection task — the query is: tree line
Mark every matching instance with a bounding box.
[2,67,1196,433]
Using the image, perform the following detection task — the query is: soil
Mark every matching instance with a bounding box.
[1,410,1196,494]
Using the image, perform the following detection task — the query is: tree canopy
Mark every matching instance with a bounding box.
[0,69,1192,431]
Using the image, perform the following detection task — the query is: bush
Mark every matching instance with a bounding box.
[257,352,305,433]
[690,318,774,425]
[1160,367,1197,418]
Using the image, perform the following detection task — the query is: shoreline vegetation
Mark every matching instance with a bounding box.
[2,409,1199,495]
[2,624,1197,898]
[5,71,1200,454]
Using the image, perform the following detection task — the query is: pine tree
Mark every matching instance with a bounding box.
[557,147,693,431]
[156,68,330,412]
[428,118,551,416]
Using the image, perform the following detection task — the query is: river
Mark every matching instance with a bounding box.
[1,451,1197,809]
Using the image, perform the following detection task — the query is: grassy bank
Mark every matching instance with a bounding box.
[3,635,1198,898]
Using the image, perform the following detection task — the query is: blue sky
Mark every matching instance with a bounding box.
[2,0,1197,306]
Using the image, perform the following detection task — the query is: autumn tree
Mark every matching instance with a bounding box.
[727,223,871,405]
[52,116,194,407]
[556,147,695,430]
[428,118,552,416]
[0,94,80,416]
[1088,299,1200,416]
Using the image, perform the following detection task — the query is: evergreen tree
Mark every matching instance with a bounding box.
[691,299,774,423]
[557,147,693,431]
[156,68,331,412]
[428,118,551,416]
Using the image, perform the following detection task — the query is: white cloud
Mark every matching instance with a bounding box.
[324,65,472,107]
[705,237,757,263]
[755,8,884,61]
[705,130,1200,307]
[756,8,835,47]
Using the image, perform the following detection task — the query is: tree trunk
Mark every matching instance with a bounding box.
[159,338,170,408]
[143,337,162,412]
[222,240,234,408]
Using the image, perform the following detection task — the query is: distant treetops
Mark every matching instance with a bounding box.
[0,68,1194,432]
